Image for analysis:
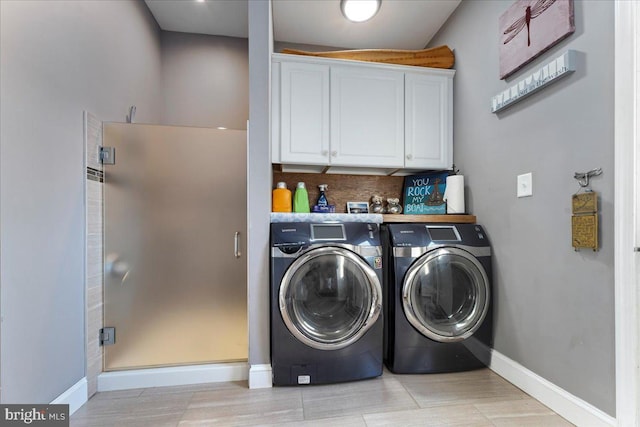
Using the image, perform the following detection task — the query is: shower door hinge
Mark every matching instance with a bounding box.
[99,146,115,165]
[100,327,116,346]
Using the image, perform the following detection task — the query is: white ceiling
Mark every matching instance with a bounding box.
[144,0,461,50]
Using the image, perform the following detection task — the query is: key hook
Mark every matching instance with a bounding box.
[574,168,602,189]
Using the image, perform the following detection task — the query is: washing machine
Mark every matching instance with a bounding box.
[270,221,384,385]
[382,223,493,374]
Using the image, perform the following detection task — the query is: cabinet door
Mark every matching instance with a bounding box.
[405,73,453,169]
[330,66,404,168]
[280,62,330,164]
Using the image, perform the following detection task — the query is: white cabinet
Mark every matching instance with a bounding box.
[272,54,454,174]
[278,61,330,164]
[405,73,453,170]
[330,66,405,168]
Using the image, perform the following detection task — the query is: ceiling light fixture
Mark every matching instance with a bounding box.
[340,0,381,23]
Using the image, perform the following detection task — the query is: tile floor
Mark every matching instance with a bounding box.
[71,368,574,426]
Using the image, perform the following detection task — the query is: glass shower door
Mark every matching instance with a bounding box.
[102,123,247,370]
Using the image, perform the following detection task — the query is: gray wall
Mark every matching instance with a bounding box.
[0,0,163,403]
[161,32,249,130]
[430,0,615,415]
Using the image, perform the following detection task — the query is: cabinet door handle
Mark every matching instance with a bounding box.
[406,154,413,160]
[234,231,241,258]
[331,151,337,157]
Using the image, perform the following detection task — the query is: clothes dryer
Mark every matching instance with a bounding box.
[382,223,493,373]
[271,222,384,385]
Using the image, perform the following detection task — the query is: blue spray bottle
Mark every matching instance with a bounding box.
[317,184,329,207]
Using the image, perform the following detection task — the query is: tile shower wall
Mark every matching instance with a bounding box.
[84,111,103,398]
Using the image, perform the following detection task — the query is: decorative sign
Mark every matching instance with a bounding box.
[402,172,448,215]
[572,190,598,251]
[499,0,575,79]
[572,192,597,214]
[572,214,598,251]
[491,50,575,113]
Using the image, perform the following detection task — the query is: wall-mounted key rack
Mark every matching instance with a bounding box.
[491,50,576,114]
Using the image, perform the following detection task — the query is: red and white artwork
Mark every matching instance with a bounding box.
[499,0,575,80]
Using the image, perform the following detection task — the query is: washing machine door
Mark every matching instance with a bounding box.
[402,247,490,343]
[279,246,382,350]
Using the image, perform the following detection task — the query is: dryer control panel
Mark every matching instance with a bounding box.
[387,223,489,248]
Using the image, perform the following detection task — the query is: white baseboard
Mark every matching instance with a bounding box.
[97,362,248,392]
[249,364,272,389]
[51,377,87,416]
[489,349,616,426]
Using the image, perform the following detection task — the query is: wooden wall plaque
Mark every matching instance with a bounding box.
[572,214,598,251]
[572,192,598,214]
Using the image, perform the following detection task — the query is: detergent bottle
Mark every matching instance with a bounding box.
[293,182,310,213]
[272,182,292,212]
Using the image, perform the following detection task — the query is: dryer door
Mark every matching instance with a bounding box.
[279,246,382,350]
[402,247,490,342]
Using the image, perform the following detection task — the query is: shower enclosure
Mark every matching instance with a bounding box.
[102,123,247,371]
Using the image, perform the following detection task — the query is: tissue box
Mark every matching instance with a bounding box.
[402,172,448,215]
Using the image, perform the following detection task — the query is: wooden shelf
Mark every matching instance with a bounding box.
[382,214,476,224]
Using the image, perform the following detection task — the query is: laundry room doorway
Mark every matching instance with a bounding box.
[101,123,248,371]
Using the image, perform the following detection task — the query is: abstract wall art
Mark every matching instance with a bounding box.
[499,0,575,79]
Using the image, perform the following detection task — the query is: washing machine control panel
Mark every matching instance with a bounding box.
[271,222,381,248]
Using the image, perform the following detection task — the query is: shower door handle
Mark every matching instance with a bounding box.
[234,231,241,258]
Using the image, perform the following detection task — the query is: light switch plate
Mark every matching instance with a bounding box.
[517,173,533,198]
